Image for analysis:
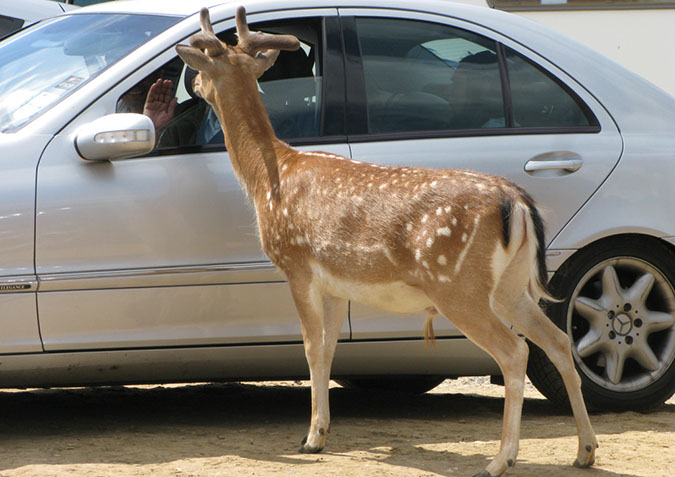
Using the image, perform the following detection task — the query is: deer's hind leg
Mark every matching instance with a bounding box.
[428,289,529,477]
[287,277,347,453]
[491,289,598,468]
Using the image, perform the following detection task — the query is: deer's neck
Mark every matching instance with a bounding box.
[211,71,284,204]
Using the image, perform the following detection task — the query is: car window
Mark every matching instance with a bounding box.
[0,13,180,133]
[504,47,595,128]
[121,18,324,152]
[0,15,23,38]
[354,18,505,134]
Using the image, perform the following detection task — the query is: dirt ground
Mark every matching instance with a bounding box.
[0,377,672,477]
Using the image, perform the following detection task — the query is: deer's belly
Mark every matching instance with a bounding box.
[320,274,432,314]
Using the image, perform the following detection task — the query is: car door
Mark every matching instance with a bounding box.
[35,9,351,350]
[339,9,623,340]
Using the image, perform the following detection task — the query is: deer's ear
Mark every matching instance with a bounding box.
[176,45,212,71]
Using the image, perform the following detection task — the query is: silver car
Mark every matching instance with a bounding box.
[0,0,673,411]
[0,0,78,37]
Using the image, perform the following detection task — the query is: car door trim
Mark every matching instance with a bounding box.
[0,275,38,294]
[38,262,283,292]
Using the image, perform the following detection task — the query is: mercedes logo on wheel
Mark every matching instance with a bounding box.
[612,313,633,336]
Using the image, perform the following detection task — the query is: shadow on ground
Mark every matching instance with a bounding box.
[0,382,671,475]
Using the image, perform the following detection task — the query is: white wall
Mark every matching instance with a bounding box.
[519,9,675,97]
[451,1,675,97]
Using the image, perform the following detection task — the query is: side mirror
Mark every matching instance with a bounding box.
[75,113,155,161]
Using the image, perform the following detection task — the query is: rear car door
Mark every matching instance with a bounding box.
[35,9,350,351]
[339,9,623,340]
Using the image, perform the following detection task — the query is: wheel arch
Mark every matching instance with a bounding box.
[551,232,675,280]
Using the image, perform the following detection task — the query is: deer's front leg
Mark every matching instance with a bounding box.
[288,278,347,453]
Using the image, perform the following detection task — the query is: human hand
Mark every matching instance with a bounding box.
[143,78,177,131]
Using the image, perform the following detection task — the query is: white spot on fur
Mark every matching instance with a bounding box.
[283,208,288,217]
[437,227,451,237]
[406,223,413,232]
[379,183,388,190]
[415,249,422,261]
[444,206,452,213]
[436,207,442,216]
[421,214,428,223]
[426,237,433,248]
[422,260,430,269]
[454,216,481,275]
[437,255,447,265]
[430,181,438,187]
[438,274,451,283]
[382,246,397,265]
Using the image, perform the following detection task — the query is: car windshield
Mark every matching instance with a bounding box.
[0,13,181,133]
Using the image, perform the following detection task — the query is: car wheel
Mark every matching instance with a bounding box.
[528,236,675,411]
[335,376,445,394]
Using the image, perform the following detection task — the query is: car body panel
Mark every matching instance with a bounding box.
[0,134,48,277]
[34,8,350,350]
[0,133,45,354]
[338,8,624,339]
[0,292,42,353]
[0,0,671,388]
[550,133,675,249]
[0,339,498,388]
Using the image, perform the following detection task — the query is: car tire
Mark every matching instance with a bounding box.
[528,235,675,411]
[335,376,445,394]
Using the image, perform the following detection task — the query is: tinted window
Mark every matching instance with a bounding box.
[0,15,23,38]
[129,18,323,152]
[354,18,504,134]
[505,48,594,128]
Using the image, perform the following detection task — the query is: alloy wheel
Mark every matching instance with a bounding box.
[568,257,675,392]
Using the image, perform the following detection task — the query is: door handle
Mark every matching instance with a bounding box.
[524,152,583,174]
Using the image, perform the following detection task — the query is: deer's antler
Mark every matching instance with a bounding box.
[234,6,300,55]
[190,8,226,57]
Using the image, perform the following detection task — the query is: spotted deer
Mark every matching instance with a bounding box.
[175,7,597,476]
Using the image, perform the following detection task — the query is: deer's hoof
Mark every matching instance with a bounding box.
[299,435,324,454]
[573,442,597,468]
[573,458,595,469]
[299,442,324,454]
[472,472,494,477]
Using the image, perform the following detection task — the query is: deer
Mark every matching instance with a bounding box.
[175,7,597,476]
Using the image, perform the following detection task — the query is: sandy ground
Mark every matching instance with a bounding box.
[0,377,672,477]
